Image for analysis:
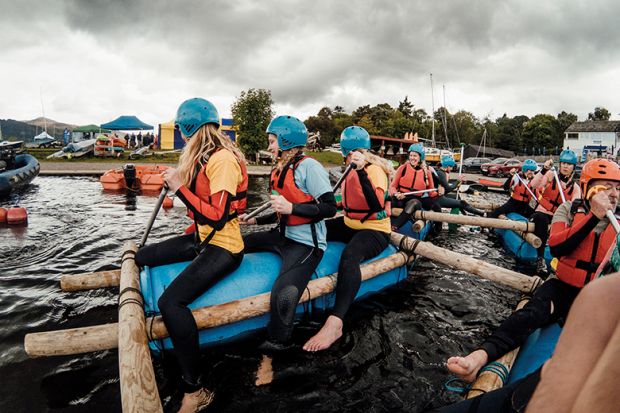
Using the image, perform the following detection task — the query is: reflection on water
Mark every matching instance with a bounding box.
[0,176,521,412]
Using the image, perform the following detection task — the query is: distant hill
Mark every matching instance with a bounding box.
[1,117,77,141]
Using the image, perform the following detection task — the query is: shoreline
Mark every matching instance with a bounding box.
[39,161,275,176]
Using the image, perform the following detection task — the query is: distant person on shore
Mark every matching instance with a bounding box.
[135,97,248,412]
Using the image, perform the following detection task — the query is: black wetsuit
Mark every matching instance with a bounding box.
[433,169,485,216]
[136,233,243,392]
[325,216,390,319]
[488,175,535,219]
[243,192,337,347]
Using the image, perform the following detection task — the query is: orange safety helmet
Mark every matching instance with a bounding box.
[579,159,620,197]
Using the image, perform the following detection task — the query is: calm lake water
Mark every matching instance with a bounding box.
[0,175,523,412]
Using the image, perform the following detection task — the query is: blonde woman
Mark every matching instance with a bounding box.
[135,98,248,412]
[303,126,392,352]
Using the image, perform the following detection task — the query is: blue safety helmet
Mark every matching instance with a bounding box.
[340,126,370,156]
[408,143,425,161]
[559,149,578,166]
[522,159,538,173]
[175,98,220,138]
[441,155,456,168]
[266,115,308,151]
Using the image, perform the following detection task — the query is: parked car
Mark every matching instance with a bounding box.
[487,158,523,177]
[480,157,508,175]
[461,157,492,173]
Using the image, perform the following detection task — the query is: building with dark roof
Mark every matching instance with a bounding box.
[563,121,620,161]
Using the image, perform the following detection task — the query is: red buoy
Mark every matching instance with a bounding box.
[7,207,28,225]
[163,196,174,209]
[0,207,7,224]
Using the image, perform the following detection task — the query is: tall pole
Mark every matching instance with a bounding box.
[442,84,450,148]
[40,87,48,135]
[430,73,436,147]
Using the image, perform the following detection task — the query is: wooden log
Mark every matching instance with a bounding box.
[498,214,542,248]
[466,201,500,211]
[412,210,535,232]
[60,269,121,292]
[24,251,411,358]
[390,233,542,293]
[117,242,162,412]
[467,299,529,398]
[412,219,426,232]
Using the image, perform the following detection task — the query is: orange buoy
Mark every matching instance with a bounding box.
[7,207,28,225]
[162,196,174,209]
[0,207,7,224]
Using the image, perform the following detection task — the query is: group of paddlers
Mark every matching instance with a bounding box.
[135,97,620,412]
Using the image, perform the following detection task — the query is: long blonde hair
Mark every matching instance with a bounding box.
[361,149,395,179]
[177,124,246,186]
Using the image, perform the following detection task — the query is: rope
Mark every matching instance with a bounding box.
[444,377,471,394]
[444,361,510,395]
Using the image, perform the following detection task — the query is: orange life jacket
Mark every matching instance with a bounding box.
[536,176,575,213]
[554,205,616,288]
[186,149,248,245]
[342,165,390,222]
[270,155,317,226]
[510,175,533,203]
[397,163,436,195]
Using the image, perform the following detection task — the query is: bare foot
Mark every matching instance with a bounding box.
[303,315,343,352]
[446,349,489,382]
[177,388,214,413]
[255,355,273,386]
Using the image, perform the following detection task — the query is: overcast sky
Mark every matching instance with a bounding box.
[1,0,619,127]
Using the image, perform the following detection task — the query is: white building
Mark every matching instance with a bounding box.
[564,121,620,161]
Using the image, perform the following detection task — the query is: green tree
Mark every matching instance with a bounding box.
[397,96,413,118]
[231,88,274,156]
[522,114,560,155]
[588,107,611,121]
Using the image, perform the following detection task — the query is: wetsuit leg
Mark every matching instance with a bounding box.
[391,197,422,229]
[330,229,390,319]
[157,244,243,392]
[479,279,580,361]
[135,233,198,267]
[438,368,541,413]
[267,240,323,343]
[439,195,485,216]
[530,212,552,258]
[244,229,324,345]
[488,199,519,218]
[421,197,443,233]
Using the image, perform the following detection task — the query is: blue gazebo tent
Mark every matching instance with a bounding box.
[100,116,153,131]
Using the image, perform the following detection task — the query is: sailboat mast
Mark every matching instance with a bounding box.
[430,73,436,147]
[442,84,450,148]
[40,87,47,134]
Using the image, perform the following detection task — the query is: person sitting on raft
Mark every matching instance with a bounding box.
[135,98,248,413]
[303,126,392,352]
[488,159,538,219]
[439,271,620,413]
[239,115,337,352]
[432,155,485,216]
[445,158,620,389]
[529,150,581,275]
[389,143,442,233]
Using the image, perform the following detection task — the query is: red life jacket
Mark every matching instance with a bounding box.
[536,176,575,213]
[510,175,533,203]
[554,205,616,288]
[269,155,317,226]
[397,163,436,195]
[342,165,390,222]
[186,149,248,245]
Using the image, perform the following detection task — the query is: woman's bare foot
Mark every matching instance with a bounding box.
[255,355,273,386]
[178,387,214,413]
[446,349,489,382]
[303,315,343,352]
